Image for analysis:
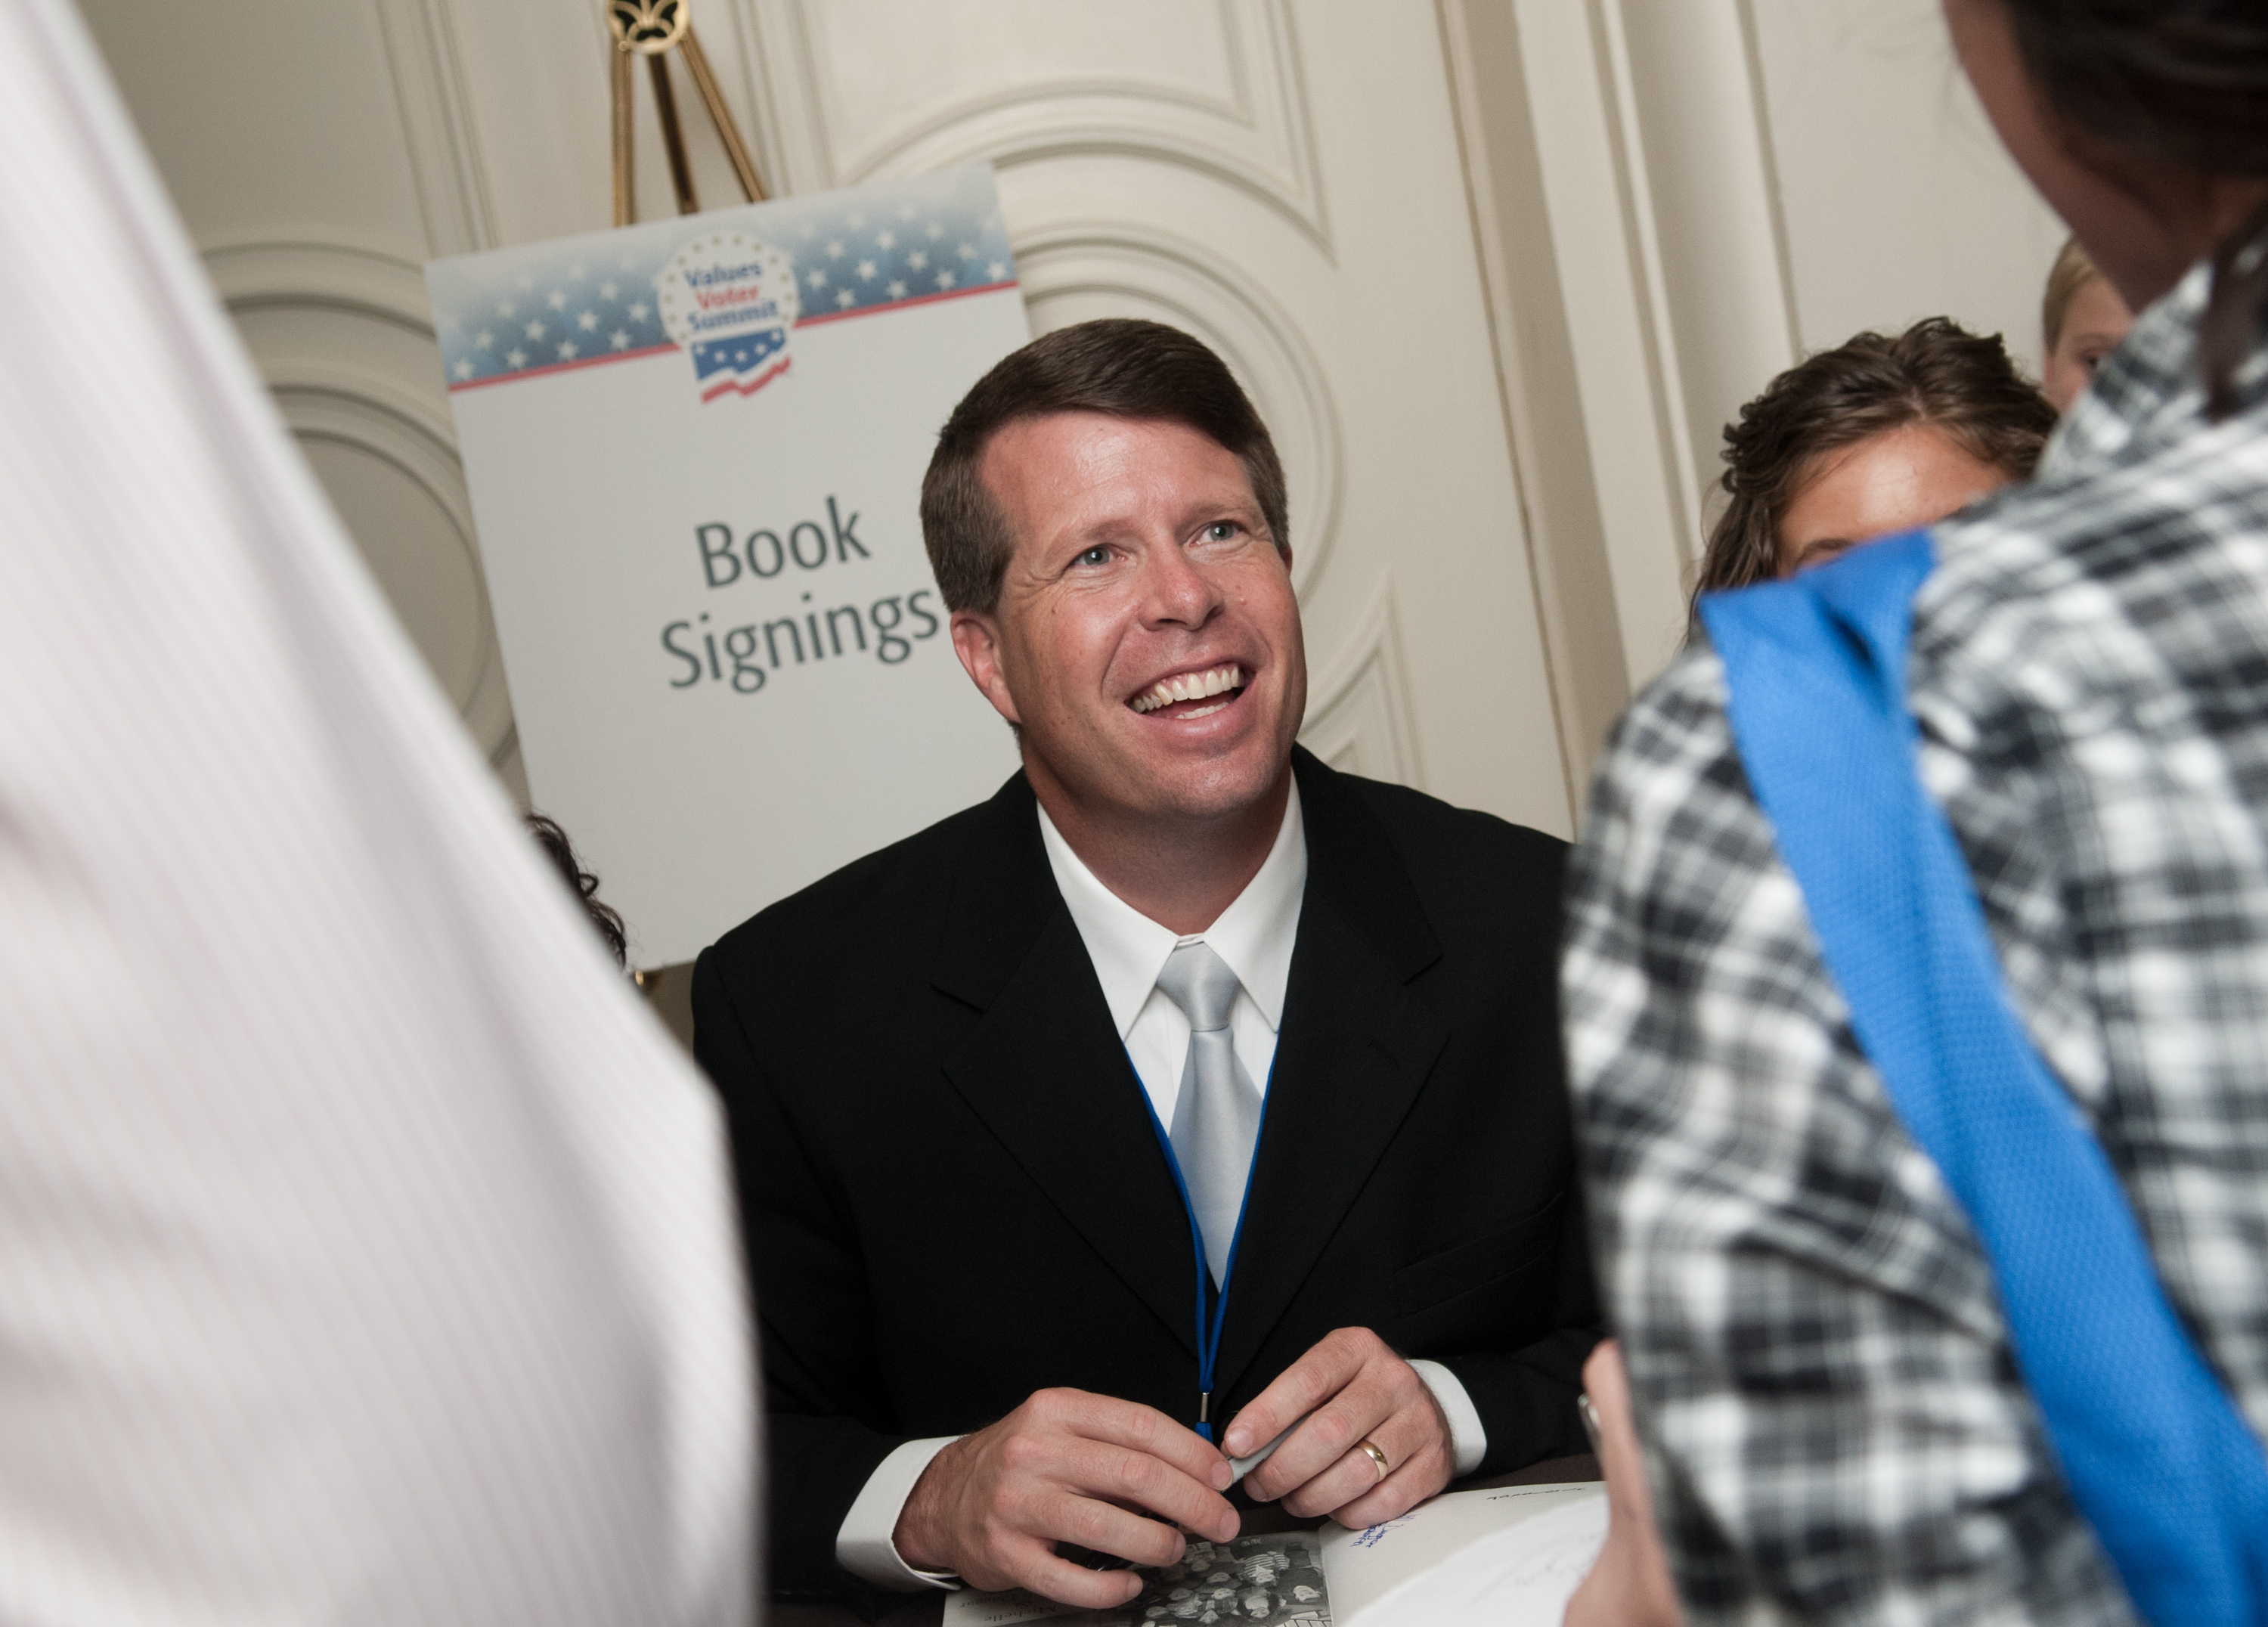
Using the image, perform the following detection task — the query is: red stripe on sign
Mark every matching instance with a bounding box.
[699,356,792,401]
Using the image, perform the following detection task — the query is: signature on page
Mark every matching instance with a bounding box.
[1351,1515,1418,1550]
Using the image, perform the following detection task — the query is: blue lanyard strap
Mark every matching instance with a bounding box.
[1137,1085,1263,1443]
[1703,528,2268,1625]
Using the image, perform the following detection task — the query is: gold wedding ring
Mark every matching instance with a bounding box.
[1356,1438,1390,1482]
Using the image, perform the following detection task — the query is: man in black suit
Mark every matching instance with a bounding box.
[694,319,1598,1609]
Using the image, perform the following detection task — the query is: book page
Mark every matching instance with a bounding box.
[941,1529,1331,1627]
[1318,1483,1605,1627]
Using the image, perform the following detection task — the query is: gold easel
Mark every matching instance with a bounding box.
[606,1,767,225]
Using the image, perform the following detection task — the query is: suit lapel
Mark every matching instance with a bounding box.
[932,776,1199,1357]
[1213,751,1446,1397]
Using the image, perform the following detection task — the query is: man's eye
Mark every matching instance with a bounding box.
[1203,522,1239,541]
[1075,545,1112,567]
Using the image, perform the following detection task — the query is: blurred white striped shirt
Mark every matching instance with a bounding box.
[0,2,754,1620]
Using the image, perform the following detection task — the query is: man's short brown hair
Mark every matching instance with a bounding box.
[919,318,1289,613]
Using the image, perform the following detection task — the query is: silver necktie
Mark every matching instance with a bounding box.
[1157,941,1263,1288]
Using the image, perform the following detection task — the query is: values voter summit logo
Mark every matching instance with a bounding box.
[657,233,800,403]
[426,164,1018,395]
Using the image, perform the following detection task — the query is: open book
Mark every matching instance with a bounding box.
[939,1482,1605,1627]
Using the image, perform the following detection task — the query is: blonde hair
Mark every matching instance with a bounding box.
[2042,235,2103,355]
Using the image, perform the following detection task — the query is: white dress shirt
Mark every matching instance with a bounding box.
[0,6,756,1619]
[838,783,1486,1590]
[1041,783,1308,1129]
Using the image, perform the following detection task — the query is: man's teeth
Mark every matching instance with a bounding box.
[1130,664,1246,714]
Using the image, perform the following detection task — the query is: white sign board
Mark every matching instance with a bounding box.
[428,166,1028,966]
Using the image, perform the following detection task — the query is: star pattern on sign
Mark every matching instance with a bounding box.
[440,257,674,384]
[432,172,1018,384]
[785,184,1017,319]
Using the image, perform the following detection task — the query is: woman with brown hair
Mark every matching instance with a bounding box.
[1691,316,2056,610]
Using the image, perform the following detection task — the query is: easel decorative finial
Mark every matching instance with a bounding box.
[606,1,767,225]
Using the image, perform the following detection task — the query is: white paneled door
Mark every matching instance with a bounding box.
[84,2,1577,899]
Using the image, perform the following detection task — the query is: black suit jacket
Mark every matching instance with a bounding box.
[693,748,1600,1599]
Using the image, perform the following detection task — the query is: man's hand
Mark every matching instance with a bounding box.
[1219,1327,1454,1527]
[892,1387,1238,1608]
[1563,1340,1683,1627]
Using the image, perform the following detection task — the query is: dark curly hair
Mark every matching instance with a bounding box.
[1691,318,2056,618]
[1997,0,2268,417]
[525,812,627,967]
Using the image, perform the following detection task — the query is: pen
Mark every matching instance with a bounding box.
[1225,1412,1312,1487]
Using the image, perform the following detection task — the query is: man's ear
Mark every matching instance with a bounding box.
[950,608,1023,727]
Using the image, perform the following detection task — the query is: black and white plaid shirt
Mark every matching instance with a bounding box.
[1563,265,2268,1626]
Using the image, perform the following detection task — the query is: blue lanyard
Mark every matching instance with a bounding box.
[1135,1079,1266,1443]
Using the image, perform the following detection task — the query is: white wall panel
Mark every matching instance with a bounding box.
[85,2,429,253]
[1749,0,2066,373]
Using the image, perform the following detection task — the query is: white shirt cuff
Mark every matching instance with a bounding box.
[834,1436,965,1591]
[1408,1359,1489,1478]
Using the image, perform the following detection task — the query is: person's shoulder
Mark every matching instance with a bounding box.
[1589,640,1737,815]
[702,779,1021,977]
[1565,639,1755,904]
[1927,339,2268,641]
[1919,415,2267,705]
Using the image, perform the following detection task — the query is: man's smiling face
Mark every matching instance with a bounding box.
[948,411,1306,829]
